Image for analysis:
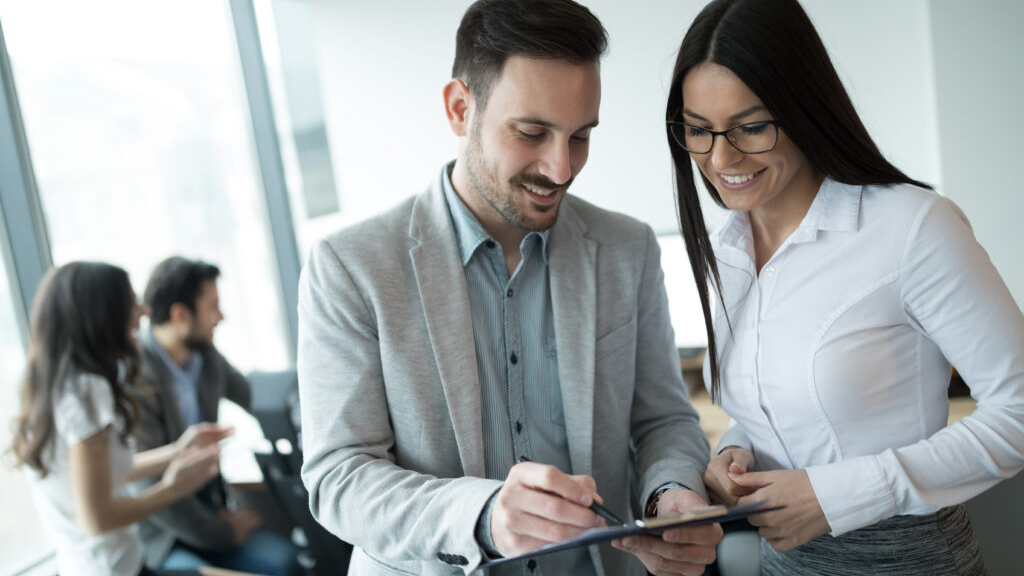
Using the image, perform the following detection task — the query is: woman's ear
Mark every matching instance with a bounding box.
[443,78,473,137]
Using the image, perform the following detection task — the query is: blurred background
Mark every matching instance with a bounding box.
[0,1,1020,575]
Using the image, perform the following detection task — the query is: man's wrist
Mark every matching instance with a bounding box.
[645,482,690,517]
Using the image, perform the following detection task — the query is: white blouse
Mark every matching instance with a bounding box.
[27,372,143,576]
[706,178,1024,536]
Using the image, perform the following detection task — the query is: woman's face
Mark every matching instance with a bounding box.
[681,62,820,215]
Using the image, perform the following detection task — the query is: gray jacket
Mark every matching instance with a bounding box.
[297,167,710,576]
[130,332,251,568]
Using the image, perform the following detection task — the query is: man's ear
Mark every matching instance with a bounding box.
[443,78,473,137]
[168,302,192,326]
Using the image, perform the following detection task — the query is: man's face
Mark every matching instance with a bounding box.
[183,279,223,350]
[458,55,601,234]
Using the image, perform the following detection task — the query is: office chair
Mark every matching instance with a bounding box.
[249,370,353,576]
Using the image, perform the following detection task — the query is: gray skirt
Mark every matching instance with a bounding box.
[760,505,986,575]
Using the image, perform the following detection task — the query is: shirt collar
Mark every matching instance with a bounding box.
[148,326,202,380]
[715,176,863,252]
[441,165,550,266]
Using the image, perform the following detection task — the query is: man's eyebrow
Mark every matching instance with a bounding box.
[510,117,600,131]
[682,105,767,123]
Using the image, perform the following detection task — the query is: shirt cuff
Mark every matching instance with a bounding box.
[474,489,502,559]
[806,454,897,536]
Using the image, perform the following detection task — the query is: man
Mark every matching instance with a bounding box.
[131,256,301,576]
[297,1,721,575]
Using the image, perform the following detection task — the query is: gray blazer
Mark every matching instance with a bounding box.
[297,167,710,576]
[130,333,252,567]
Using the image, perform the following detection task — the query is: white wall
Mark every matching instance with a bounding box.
[310,0,1022,319]
[929,0,1024,309]
[310,0,940,232]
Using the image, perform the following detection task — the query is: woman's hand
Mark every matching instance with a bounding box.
[702,446,756,506]
[733,468,830,551]
[175,423,233,454]
[162,444,221,499]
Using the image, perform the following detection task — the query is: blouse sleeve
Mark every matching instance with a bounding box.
[54,373,118,446]
[806,194,1024,535]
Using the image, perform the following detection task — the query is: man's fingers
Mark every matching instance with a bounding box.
[661,523,723,546]
[505,508,593,544]
[513,462,596,506]
[503,481,597,530]
[614,534,717,574]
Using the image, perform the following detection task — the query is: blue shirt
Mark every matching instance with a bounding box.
[149,327,204,428]
[442,170,595,576]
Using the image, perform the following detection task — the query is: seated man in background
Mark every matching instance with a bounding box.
[131,256,302,576]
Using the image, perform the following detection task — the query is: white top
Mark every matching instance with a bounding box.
[27,372,143,576]
[706,178,1024,535]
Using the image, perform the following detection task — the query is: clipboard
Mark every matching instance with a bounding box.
[479,500,778,569]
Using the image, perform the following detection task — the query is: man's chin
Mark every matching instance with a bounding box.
[183,336,213,351]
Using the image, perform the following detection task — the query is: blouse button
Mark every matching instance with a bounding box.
[764,265,777,276]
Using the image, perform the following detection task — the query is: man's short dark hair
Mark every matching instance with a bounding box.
[144,256,221,325]
[452,0,608,110]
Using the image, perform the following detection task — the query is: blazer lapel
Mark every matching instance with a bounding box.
[141,337,186,438]
[548,200,596,476]
[408,171,486,477]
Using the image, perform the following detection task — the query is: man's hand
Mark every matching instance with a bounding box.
[703,446,756,506]
[218,508,263,546]
[490,462,605,557]
[733,468,830,551]
[612,488,722,576]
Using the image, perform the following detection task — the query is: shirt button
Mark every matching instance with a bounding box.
[764,265,777,276]
[485,240,496,249]
[506,288,513,297]
[527,559,538,571]
[515,421,523,433]
[510,353,518,364]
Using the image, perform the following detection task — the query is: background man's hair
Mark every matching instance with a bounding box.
[145,256,221,325]
[452,0,607,110]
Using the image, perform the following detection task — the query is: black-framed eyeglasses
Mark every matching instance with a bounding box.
[667,119,780,154]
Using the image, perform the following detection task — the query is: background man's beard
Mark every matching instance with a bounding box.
[183,330,211,351]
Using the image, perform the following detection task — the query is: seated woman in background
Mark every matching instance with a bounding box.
[8,261,250,576]
[665,0,1024,574]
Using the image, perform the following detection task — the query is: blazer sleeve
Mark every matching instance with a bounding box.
[631,227,711,506]
[297,238,501,573]
[806,195,1024,535]
[130,384,237,550]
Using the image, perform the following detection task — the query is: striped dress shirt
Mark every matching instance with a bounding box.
[442,170,596,576]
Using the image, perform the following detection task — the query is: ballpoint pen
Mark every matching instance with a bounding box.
[518,456,627,526]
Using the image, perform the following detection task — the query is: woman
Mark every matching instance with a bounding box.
[9,262,241,576]
[666,0,1024,574]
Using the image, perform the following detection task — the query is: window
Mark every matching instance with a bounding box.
[0,0,290,373]
[253,0,341,257]
[0,234,50,575]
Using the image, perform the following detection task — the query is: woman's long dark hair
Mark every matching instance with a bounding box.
[667,0,932,401]
[9,262,140,477]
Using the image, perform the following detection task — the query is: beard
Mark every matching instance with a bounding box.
[464,118,573,232]
[183,322,213,351]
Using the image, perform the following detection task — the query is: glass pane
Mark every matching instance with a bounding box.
[254,0,341,256]
[0,0,290,373]
[0,237,50,574]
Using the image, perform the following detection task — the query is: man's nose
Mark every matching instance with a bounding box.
[537,139,572,186]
